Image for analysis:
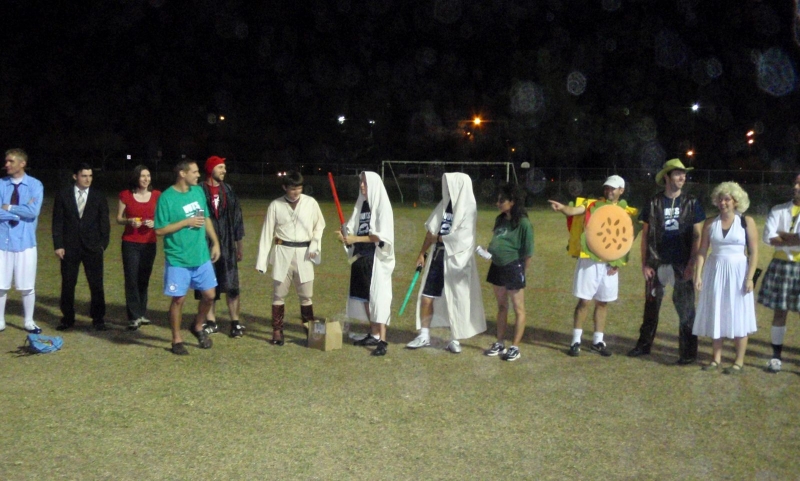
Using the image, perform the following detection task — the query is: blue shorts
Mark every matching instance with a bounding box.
[163,260,217,297]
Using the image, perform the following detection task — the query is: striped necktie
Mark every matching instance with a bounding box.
[9,183,19,227]
[77,190,86,218]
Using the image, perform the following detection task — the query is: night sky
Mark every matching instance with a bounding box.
[3,0,799,175]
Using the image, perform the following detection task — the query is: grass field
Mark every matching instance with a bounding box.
[2,195,800,480]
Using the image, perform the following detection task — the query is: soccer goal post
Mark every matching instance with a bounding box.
[381,160,518,204]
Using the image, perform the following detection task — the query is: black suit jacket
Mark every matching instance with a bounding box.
[52,185,110,252]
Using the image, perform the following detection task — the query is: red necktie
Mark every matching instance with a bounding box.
[9,184,19,227]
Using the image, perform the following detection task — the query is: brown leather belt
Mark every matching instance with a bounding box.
[274,238,311,248]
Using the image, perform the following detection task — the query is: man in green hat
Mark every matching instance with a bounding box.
[628,159,706,364]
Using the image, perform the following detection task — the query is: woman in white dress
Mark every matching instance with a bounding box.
[693,182,759,374]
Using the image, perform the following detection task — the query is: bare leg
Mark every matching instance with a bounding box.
[419,296,434,329]
[593,301,608,334]
[207,301,217,322]
[493,285,509,342]
[573,299,590,329]
[711,338,723,365]
[196,288,215,332]
[509,288,526,346]
[733,336,748,367]
[227,294,241,322]
[169,296,186,344]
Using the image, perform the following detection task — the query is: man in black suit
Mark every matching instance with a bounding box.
[53,163,110,331]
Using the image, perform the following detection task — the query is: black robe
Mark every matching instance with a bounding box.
[203,181,244,295]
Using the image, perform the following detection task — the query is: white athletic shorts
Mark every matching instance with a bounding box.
[0,247,37,290]
[572,257,618,302]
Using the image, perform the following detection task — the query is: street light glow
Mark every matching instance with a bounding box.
[686,150,694,157]
[337,115,346,124]
[691,103,700,112]
[473,117,481,125]
[746,130,755,137]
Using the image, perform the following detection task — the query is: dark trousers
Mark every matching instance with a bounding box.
[122,241,156,321]
[60,245,106,323]
[635,264,698,358]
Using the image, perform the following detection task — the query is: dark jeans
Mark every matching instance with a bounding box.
[635,264,698,358]
[60,245,106,323]
[122,241,156,321]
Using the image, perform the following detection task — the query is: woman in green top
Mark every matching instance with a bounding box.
[484,184,534,362]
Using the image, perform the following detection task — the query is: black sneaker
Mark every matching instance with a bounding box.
[354,334,380,346]
[230,321,245,338]
[202,321,219,335]
[591,342,613,357]
[484,342,505,357]
[626,346,650,357]
[191,328,213,349]
[171,342,189,355]
[501,346,521,362]
[371,340,388,356]
[568,342,581,357]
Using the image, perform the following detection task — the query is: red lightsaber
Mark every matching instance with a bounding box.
[328,172,346,225]
[328,172,349,254]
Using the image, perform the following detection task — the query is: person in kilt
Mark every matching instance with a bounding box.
[758,173,800,373]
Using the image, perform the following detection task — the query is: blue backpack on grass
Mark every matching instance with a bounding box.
[25,334,63,354]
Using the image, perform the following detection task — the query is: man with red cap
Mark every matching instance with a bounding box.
[195,155,246,338]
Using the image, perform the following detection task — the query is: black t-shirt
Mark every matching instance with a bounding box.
[437,201,454,245]
[353,200,376,257]
[639,194,705,264]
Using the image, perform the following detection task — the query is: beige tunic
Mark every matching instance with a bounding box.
[255,194,326,283]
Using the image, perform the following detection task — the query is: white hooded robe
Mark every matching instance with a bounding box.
[415,173,486,340]
[344,171,395,325]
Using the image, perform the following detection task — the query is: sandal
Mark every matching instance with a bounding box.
[701,361,719,371]
[723,364,744,375]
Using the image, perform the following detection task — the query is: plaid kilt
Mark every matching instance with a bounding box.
[758,259,800,312]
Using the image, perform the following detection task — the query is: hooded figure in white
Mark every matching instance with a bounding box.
[408,173,486,351]
[344,172,395,322]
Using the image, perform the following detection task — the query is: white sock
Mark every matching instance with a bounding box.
[20,289,35,327]
[371,334,380,340]
[0,289,7,328]
[593,332,604,345]
[420,327,430,339]
[572,329,583,345]
[772,326,787,345]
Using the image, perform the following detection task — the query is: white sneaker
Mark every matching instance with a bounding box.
[0,320,5,331]
[139,317,152,325]
[406,334,431,349]
[766,358,782,373]
[445,340,462,353]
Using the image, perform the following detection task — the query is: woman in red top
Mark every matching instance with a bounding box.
[117,165,161,330]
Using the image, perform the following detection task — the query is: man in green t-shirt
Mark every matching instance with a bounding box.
[155,160,221,355]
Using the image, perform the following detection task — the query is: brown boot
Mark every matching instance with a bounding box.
[271,304,285,346]
[300,304,314,335]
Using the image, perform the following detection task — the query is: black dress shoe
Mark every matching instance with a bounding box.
[627,346,651,357]
[93,321,109,331]
[675,357,697,365]
[56,323,74,331]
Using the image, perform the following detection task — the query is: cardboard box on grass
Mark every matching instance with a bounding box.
[307,317,342,351]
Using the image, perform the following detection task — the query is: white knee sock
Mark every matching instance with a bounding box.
[0,289,7,328]
[20,289,35,326]
[572,329,583,345]
[420,327,430,339]
[771,326,787,345]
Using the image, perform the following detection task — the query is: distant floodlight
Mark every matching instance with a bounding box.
[691,103,700,112]
[219,115,225,121]
[748,139,755,145]
[126,155,131,160]
[687,150,694,157]
[746,130,755,137]
[368,119,376,125]
[338,115,346,124]
[473,117,482,125]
